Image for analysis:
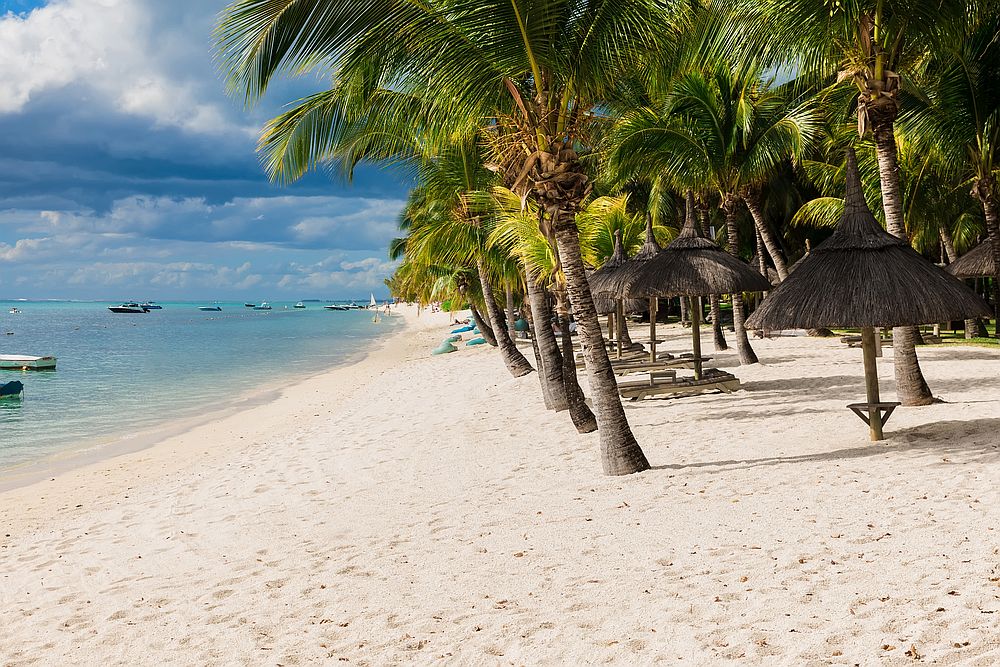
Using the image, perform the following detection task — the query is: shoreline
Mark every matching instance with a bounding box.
[0,310,403,492]
[3,312,999,664]
[0,306,427,532]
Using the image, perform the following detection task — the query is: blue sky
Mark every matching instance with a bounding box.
[0,0,410,299]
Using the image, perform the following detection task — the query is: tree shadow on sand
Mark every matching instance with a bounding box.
[649,417,1000,473]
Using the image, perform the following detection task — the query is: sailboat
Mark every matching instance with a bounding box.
[371,293,380,323]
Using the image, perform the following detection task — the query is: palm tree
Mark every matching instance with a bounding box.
[395,143,535,376]
[903,5,1000,335]
[215,0,680,474]
[741,0,970,403]
[487,187,597,432]
[607,63,817,364]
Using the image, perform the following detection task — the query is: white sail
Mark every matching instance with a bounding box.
[370,293,377,308]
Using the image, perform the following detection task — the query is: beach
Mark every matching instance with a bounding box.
[2,306,999,665]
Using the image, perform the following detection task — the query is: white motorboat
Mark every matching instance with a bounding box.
[0,354,57,370]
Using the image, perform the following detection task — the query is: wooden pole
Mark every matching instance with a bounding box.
[649,297,657,362]
[690,296,703,380]
[861,326,884,441]
[616,298,623,360]
[874,326,882,357]
[607,314,614,343]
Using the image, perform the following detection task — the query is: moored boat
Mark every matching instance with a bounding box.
[0,354,57,370]
[244,303,255,308]
[0,380,23,399]
[8,308,20,314]
[199,305,223,311]
[108,302,148,313]
[253,302,272,310]
[140,302,162,310]
[294,302,306,309]
[323,304,348,311]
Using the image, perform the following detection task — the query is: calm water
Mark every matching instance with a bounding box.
[0,300,398,470]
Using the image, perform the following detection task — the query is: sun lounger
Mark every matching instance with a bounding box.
[617,368,740,401]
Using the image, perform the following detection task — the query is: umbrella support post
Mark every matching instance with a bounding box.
[690,296,703,380]
[616,299,623,360]
[649,297,657,362]
[874,327,882,357]
[607,315,614,343]
[862,326,884,441]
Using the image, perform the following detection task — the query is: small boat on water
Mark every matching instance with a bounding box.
[141,302,162,310]
[244,303,255,308]
[253,302,272,310]
[0,354,57,370]
[294,302,306,309]
[108,302,148,313]
[8,308,20,314]
[199,305,223,312]
[324,304,348,311]
[0,380,23,399]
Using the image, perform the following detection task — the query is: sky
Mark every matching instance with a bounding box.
[0,0,410,300]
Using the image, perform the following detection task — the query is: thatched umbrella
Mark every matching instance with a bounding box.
[746,149,991,441]
[596,214,664,359]
[589,229,643,353]
[946,239,996,279]
[617,192,771,376]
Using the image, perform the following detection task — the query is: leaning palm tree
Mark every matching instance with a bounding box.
[215,0,685,474]
[486,186,597,433]
[607,62,817,364]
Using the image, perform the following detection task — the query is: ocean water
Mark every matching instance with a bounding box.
[0,300,399,471]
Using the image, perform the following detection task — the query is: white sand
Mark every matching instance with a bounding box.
[2,307,999,665]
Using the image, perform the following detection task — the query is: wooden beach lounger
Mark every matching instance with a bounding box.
[617,368,740,401]
[603,355,714,376]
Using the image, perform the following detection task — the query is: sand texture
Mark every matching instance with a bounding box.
[2,307,999,665]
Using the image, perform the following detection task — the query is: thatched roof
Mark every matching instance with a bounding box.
[749,253,781,285]
[597,214,663,296]
[946,239,997,279]
[589,229,647,314]
[746,150,992,330]
[614,193,771,298]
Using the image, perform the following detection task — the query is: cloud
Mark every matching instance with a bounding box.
[0,0,411,299]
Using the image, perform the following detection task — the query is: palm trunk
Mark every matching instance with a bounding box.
[553,292,597,433]
[619,304,634,349]
[526,274,569,411]
[723,196,758,364]
[469,304,497,347]
[476,259,533,376]
[871,115,935,405]
[746,191,789,280]
[973,181,1000,337]
[553,218,649,475]
[709,296,728,350]
[505,285,517,336]
[679,295,689,326]
[524,311,551,407]
[938,226,978,338]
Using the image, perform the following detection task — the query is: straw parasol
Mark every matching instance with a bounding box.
[617,192,771,374]
[946,239,996,279]
[588,229,644,351]
[595,214,665,359]
[746,149,991,440]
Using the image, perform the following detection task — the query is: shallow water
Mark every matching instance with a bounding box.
[0,300,398,470]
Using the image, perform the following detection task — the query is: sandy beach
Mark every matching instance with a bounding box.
[2,306,999,665]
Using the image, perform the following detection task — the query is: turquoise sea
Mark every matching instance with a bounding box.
[0,300,398,471]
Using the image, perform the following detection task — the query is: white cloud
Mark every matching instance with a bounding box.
[0,0,239,134]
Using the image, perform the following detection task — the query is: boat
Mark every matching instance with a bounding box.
[140,302,162,310]
[0,354,57,370]
[8,308,20,314]
[108,302,148,313]
[294,302,306,309]
[324,304,348,311]
[199,305,222,312]
[0,380,23,399]
[348,302,361,309]
[253,302,272,310]
[244,303,255,308]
